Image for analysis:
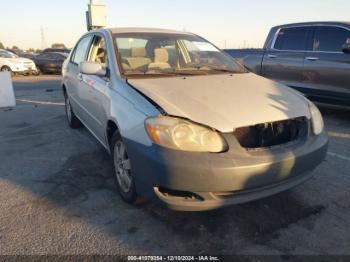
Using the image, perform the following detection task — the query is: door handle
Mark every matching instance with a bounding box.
[305,57,319,61]
[78,73,83,82]
[267,54,277,59]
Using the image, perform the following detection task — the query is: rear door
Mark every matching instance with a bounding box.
[50,54,63,72]
[302,25,350,106]
[79,34,110,144]
[261,26,310,87]
[34,53,50,71]
[65,35,93,122]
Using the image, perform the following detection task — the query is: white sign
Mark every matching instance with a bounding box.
[0,72,16,108]
[193,42,220,52]
[87,4,107,30]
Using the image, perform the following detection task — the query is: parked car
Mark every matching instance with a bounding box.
[19,52,38,60]
[43,48,71,54]
[34,52,68,74]
[62,28,328,211]
[6,49,21,55]
[225,22,350,108]
[0,49,38,75]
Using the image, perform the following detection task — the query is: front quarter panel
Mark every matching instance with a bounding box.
[108,78,161,147]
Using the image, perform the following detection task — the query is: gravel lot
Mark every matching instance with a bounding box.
[0,76,349,256]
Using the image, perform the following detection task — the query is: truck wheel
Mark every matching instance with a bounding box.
[111,132,138,204]
[64,93,83,129]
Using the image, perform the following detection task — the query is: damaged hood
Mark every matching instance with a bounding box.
[128,73,310,132]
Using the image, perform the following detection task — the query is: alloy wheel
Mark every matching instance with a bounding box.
[113,141,132,193]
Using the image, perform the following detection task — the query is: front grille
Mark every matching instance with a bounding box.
[233,117,308,149]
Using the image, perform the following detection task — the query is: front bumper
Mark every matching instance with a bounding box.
[127,131,328,211]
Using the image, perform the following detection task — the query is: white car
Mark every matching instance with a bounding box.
[0,49,38,75]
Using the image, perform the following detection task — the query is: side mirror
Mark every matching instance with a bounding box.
[79,61,106,76]
[342,39,350,54]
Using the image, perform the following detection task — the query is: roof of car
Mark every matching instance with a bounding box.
[40,51,68,56]
[108,27,195,35]
[274,21,350,28]
[51,52,68,57]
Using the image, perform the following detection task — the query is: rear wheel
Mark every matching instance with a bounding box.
[111,132,138,204]
[64,93,83,129]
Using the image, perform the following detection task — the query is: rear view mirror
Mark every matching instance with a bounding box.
[79,61,106,76]
[342,38,350,54]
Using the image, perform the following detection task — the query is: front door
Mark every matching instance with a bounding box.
[79,34,110,144]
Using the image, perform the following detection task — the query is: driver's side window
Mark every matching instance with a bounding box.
[88,35,109,69]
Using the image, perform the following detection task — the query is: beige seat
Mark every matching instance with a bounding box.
[148,48,172,70]
[126,47,151,69]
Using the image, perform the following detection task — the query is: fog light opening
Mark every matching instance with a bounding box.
[157,187,204,201]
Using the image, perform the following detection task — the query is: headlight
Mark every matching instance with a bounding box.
[145,116,228,152]
[309,102,324,135]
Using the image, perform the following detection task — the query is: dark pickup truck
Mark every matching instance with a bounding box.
[225,22,350,107]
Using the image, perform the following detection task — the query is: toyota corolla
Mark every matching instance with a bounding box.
[62,28,328,211]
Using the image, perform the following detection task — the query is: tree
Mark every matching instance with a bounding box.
[12,45,20,50]
[51,43,66,49]
[0,42,4,49]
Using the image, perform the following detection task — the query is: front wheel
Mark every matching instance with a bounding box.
[64,93,83,129]
[111,132,138,204]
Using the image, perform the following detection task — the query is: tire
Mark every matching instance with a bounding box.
[111,132,138,204]
[64,92,83,129]
[1,66,14,76]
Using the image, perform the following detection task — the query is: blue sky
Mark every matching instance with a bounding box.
[1,0,349,50]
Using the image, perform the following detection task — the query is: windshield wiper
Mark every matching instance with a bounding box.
[198,68,238,74]
[124,71,178,77]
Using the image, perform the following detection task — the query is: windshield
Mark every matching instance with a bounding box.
[0,51,18,58]
[113,33,247,77]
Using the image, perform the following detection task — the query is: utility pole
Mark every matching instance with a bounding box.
[40,27,47,50]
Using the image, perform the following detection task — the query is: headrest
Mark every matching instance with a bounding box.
[131,47,146,57]
[154,48,169,63]
[97,48,105,57]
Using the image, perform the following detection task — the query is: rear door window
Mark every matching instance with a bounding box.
[274,27,308,51]
[37,53,50,59]
[71,36,93,65]
[313,26,350,52]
